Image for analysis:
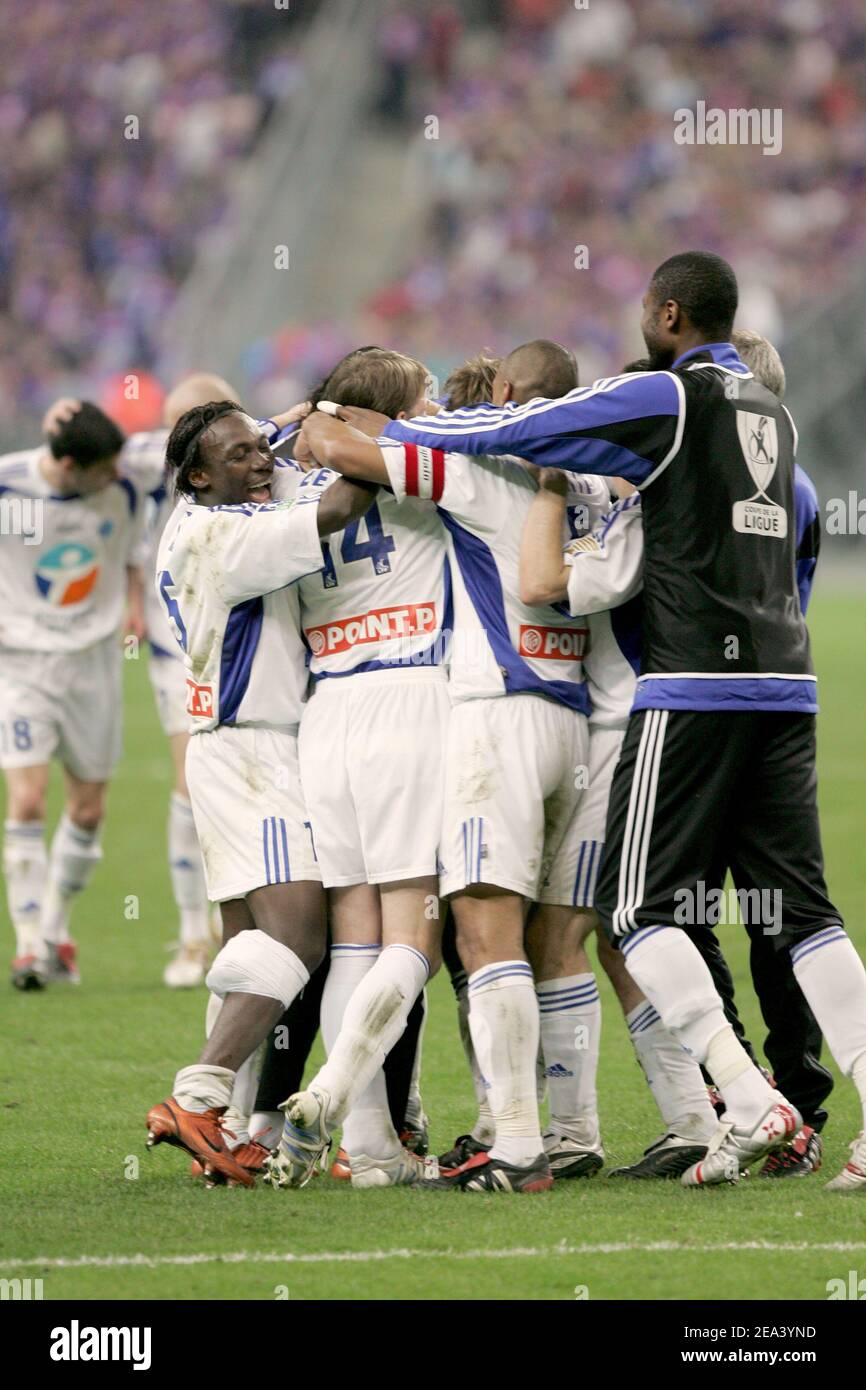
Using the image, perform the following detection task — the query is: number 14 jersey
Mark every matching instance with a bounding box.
[296,484,450,679]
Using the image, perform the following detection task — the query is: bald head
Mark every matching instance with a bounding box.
[494,340,578,407]
[163,372,239,428]
[731,329,786,399]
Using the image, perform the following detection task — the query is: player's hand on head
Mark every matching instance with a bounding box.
[321,403,390,438]
[42,397,82,436]
[284,400,312,424]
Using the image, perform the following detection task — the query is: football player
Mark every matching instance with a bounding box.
[0,402,141,989]
[262,349,450,1188]
[120,375,313,987]
[271,341,610,1194]
[518,332,834,1180]
[144,401,377,1186]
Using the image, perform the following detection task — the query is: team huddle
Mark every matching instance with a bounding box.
[5,251,866,1194]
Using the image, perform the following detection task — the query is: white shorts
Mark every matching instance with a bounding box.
[148,648,188,738]
[439,694,589,905]
[186,724,321,903]
[0,638,122,781]
[547,723,625,909]
[298,668,450,888]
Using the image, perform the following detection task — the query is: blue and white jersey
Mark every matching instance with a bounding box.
[793,463,820,617]
[383,345,816,715]
[123,419,301,660]
[295,483,450,679]
[564,494,644,730]
[380,441,609,711]
[565,466,820,725]
[155,467,331,734]
[0,447,144,653]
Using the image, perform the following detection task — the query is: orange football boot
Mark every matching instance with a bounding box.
[190,1139,271,1186]
[146,1097,254,1188]
[330,1146,351,1180]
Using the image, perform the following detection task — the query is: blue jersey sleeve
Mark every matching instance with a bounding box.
[793,464,820,616]
[382,372,685,486]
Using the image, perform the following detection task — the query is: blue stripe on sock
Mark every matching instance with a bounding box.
[791,926,847,965]
[469,963,534,993]
[630,1012,662,1033]
[383,942,430,977]
[471,959,534,987]
[628,1003,660,1034]
[621,923,669,956]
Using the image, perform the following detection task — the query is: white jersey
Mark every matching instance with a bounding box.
[296,484,449,678]
[122,422,295,657]
[0,447,145,654]
[155,467,330,733]
[380,441,610,712]
[564,493,644,728]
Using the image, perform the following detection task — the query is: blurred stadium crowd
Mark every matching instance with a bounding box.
[2,0,865,428]
[0,0,306,434]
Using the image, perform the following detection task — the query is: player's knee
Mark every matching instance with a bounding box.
[206,929,307,1009]
[8,789,47,823]
[66,791,105,832]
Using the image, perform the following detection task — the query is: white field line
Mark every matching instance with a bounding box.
[3,1241,866,1270]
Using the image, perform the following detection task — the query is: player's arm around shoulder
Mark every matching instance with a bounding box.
[297,408,391,484]
[563,491,645,617]
[519,468,571,606]
[304,466,380,537]
[169,495,324,605]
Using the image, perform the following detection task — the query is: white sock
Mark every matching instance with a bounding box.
[41,814,101,946]
[792,927,866,1126]
[173,1063,234,1113]
[249,1110,283,1150]
[454,970,495,1144]
[222,1043,264,1149]
[321,943,400,1159]
[311,943,429,1129]
[4,820,47,958]
[622,926,775,1128]
[168,793,209,945]
[320,944,380,1052]
[705,1026,779,1129]
[626,999,717,1141]
[468,960,542,1167]
[537,973,602,1149]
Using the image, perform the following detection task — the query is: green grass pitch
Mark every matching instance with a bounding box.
[1,590,864,1302]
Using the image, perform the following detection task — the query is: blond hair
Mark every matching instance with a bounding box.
[443,353,501,409]
[731,329,786,399]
